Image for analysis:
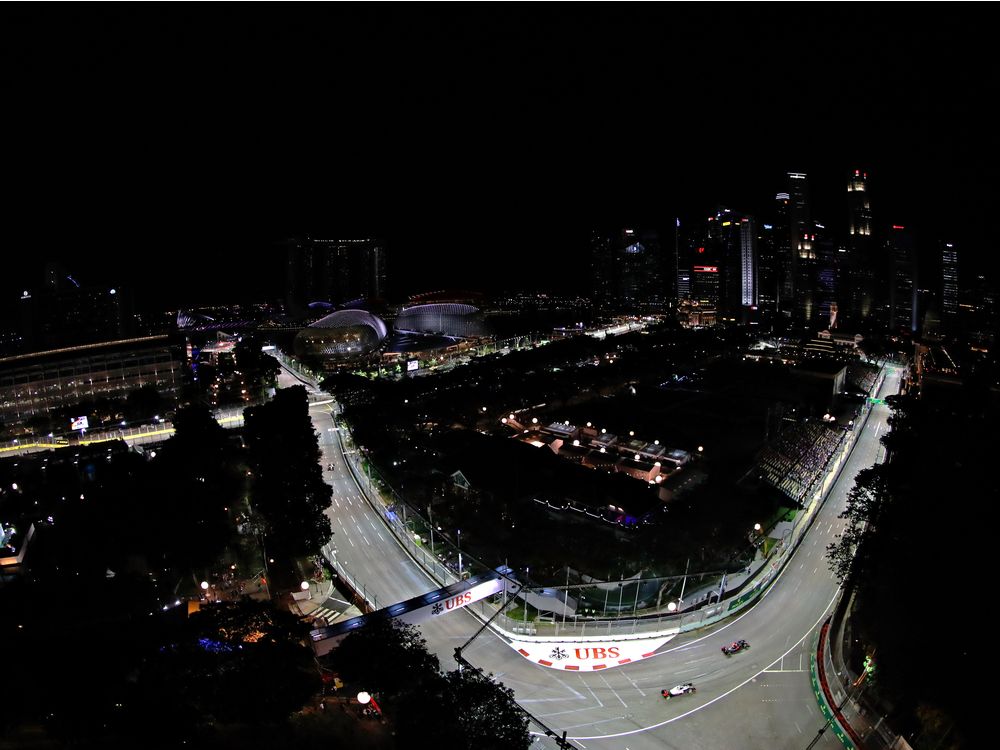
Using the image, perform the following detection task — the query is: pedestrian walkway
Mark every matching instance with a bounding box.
[310,605,341,625]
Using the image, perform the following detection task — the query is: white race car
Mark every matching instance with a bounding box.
[661,683,697,699]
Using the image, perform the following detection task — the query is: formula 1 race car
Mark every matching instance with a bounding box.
[661,683,697,699]
[721,639,750,656]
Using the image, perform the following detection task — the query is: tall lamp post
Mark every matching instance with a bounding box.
[457,528,463,577]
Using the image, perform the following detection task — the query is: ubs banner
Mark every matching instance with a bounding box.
[509,636,674,671]
[398,577,506,626]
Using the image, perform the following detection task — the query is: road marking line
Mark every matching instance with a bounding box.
[618,668,647,697]
[598,674,628,707]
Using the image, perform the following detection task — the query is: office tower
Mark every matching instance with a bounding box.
[787,171,811,302]
[589,228,666,311]
[284,237,387,315]
[707,208,757,315]
[756,222,780,316]
[846,170,877,324]
[774,192,792,312]
[886,225,916,333]
[812,226,842,329]
[590,230,616,305]
[941,241,959,329]
[675,219,703,303]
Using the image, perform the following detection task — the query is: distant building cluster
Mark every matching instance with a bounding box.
[590,170,996,343]
[283,236,386,316]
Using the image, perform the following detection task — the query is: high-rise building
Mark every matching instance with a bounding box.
[941,241,959,327]
[589,228,666,311]
[846,170,877,324]
[284,237,386,315]
[886,225,916,333]
[788,173,812,313]
[756,222,780,316]
[704,208,756,315]
[675,220,702,303]
[774,191,792,308]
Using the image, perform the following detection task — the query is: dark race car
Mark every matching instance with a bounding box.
[721,639,750,656]
[661,683,697,699]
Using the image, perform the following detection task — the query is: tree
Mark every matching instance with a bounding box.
[329,618,440,697]
[441,668,531,750]
[330,619,530,750]
[244,386,332,558]
[146,404,242,571]
[129,601,320,736]
[825,464,889,585]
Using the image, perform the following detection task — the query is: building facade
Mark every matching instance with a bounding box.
[284,236,387,315]
[0,336,184,428]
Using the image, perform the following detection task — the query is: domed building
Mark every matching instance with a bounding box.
[293,309,388,360]
[394,303,487,339]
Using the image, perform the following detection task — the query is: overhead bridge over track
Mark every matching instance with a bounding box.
[309,566,515,656]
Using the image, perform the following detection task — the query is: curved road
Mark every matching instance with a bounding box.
[285,362,899,749]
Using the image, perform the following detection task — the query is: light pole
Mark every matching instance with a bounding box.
[428,505,435,557]
[457,529,463,577]
[523,567,529,622]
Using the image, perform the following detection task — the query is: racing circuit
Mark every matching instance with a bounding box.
[283,360,900,749]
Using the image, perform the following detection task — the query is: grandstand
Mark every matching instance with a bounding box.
[755,420,846,503]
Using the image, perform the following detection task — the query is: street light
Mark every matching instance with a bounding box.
[457,529,463,577]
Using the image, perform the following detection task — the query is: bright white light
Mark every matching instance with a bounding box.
[200,581,209,590]
[300,581,310,591]
[357,691,371,705]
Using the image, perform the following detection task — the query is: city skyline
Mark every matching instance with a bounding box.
[3,7,998,306]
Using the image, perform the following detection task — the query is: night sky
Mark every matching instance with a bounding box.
[3,6,997,307]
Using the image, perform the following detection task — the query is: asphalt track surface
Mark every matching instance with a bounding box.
[285,363,900,750]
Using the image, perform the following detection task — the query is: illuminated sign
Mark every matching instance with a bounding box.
[892,225,905,230]
[697,247,705,254]
[397,576,505,626]
[407,360,419,372]
[509,636,674,671]
[70,416,90,431]
[694,265,718,273]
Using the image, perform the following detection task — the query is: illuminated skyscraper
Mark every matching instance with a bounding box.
[941,241,959,326]
[846,170,877,324]
[704,208,756,315]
